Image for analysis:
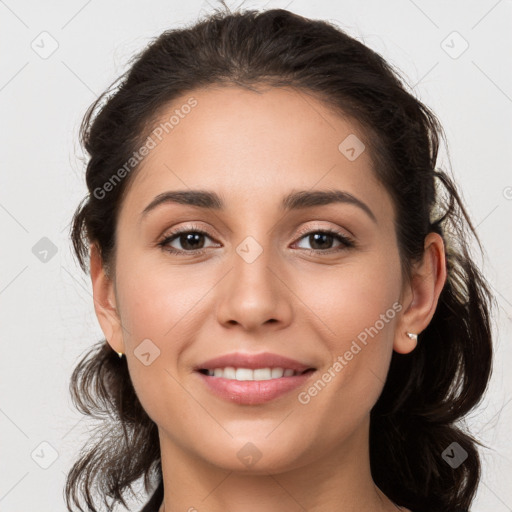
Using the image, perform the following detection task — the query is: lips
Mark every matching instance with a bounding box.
[193,351,317,405]
[197,372,315,405]
[194,351,315,373]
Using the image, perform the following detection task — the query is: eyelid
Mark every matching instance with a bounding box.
[159,222,212,240]
[293,223,354,242]
[157,221,356,254]
[157,222,217,247]
[291,224,355,252]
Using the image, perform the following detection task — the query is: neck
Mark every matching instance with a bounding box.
[155,416,403,512]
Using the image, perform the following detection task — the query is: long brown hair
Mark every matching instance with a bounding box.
[66,5,494,511]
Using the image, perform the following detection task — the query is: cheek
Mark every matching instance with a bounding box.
[114,261,210,427]
[295,248,401,340]
[115,255,211,344]
[293,250,402,401]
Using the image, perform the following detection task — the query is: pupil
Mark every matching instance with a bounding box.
[182,233,203,250]
[177,232,334,251]
[310,233,332,250]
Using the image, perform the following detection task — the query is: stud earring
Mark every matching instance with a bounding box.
[406,332,418,341]
[117,351,124,358]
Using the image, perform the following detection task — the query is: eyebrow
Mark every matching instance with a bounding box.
[140,189,377,223]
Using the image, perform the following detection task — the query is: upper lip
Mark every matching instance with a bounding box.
[195,351,316,373]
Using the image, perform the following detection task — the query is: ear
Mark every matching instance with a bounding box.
[89,242,125,354]
[393,232,447,354]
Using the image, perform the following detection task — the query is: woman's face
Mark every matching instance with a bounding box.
[102,85,412,472]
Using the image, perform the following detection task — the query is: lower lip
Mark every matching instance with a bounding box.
[196,371,315,405]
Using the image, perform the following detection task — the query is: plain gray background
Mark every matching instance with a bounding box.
[0,0,511,510]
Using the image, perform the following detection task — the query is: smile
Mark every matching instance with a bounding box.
[196,368,316,405]
[198,367,312,380]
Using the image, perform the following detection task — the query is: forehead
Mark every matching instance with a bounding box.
[118,85,393,223]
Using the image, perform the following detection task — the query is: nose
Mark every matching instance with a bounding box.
[215,242,294,333]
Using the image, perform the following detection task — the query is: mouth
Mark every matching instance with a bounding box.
[195,367,316,405]
[194,352,316,405]
[194,351,316,375]
[197,367,315,380]
[193,352,317,405]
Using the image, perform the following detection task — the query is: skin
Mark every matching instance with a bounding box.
[90,85,446,512]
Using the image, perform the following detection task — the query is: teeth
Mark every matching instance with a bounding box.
[204,367,298,380]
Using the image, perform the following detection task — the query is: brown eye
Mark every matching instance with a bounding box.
[294,228,355,254]
[157,223,218,255]
[164,231,208,251]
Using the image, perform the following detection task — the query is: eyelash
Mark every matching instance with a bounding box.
[157,223,356,256]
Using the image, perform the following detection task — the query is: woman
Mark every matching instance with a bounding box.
[65,5,493,512]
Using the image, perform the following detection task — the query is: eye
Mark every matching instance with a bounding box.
[157,223,218,255]
[157,224,356,256]
[293,227,355,254]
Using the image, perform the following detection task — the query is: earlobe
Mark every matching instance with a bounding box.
[393,232,447,354]
[89,243,124,355]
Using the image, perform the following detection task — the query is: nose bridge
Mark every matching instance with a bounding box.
[231,231,279,300]
[215,224,293,329]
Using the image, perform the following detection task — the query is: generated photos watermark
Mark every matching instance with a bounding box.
[298,301,403,405]
[93,96,198,200]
